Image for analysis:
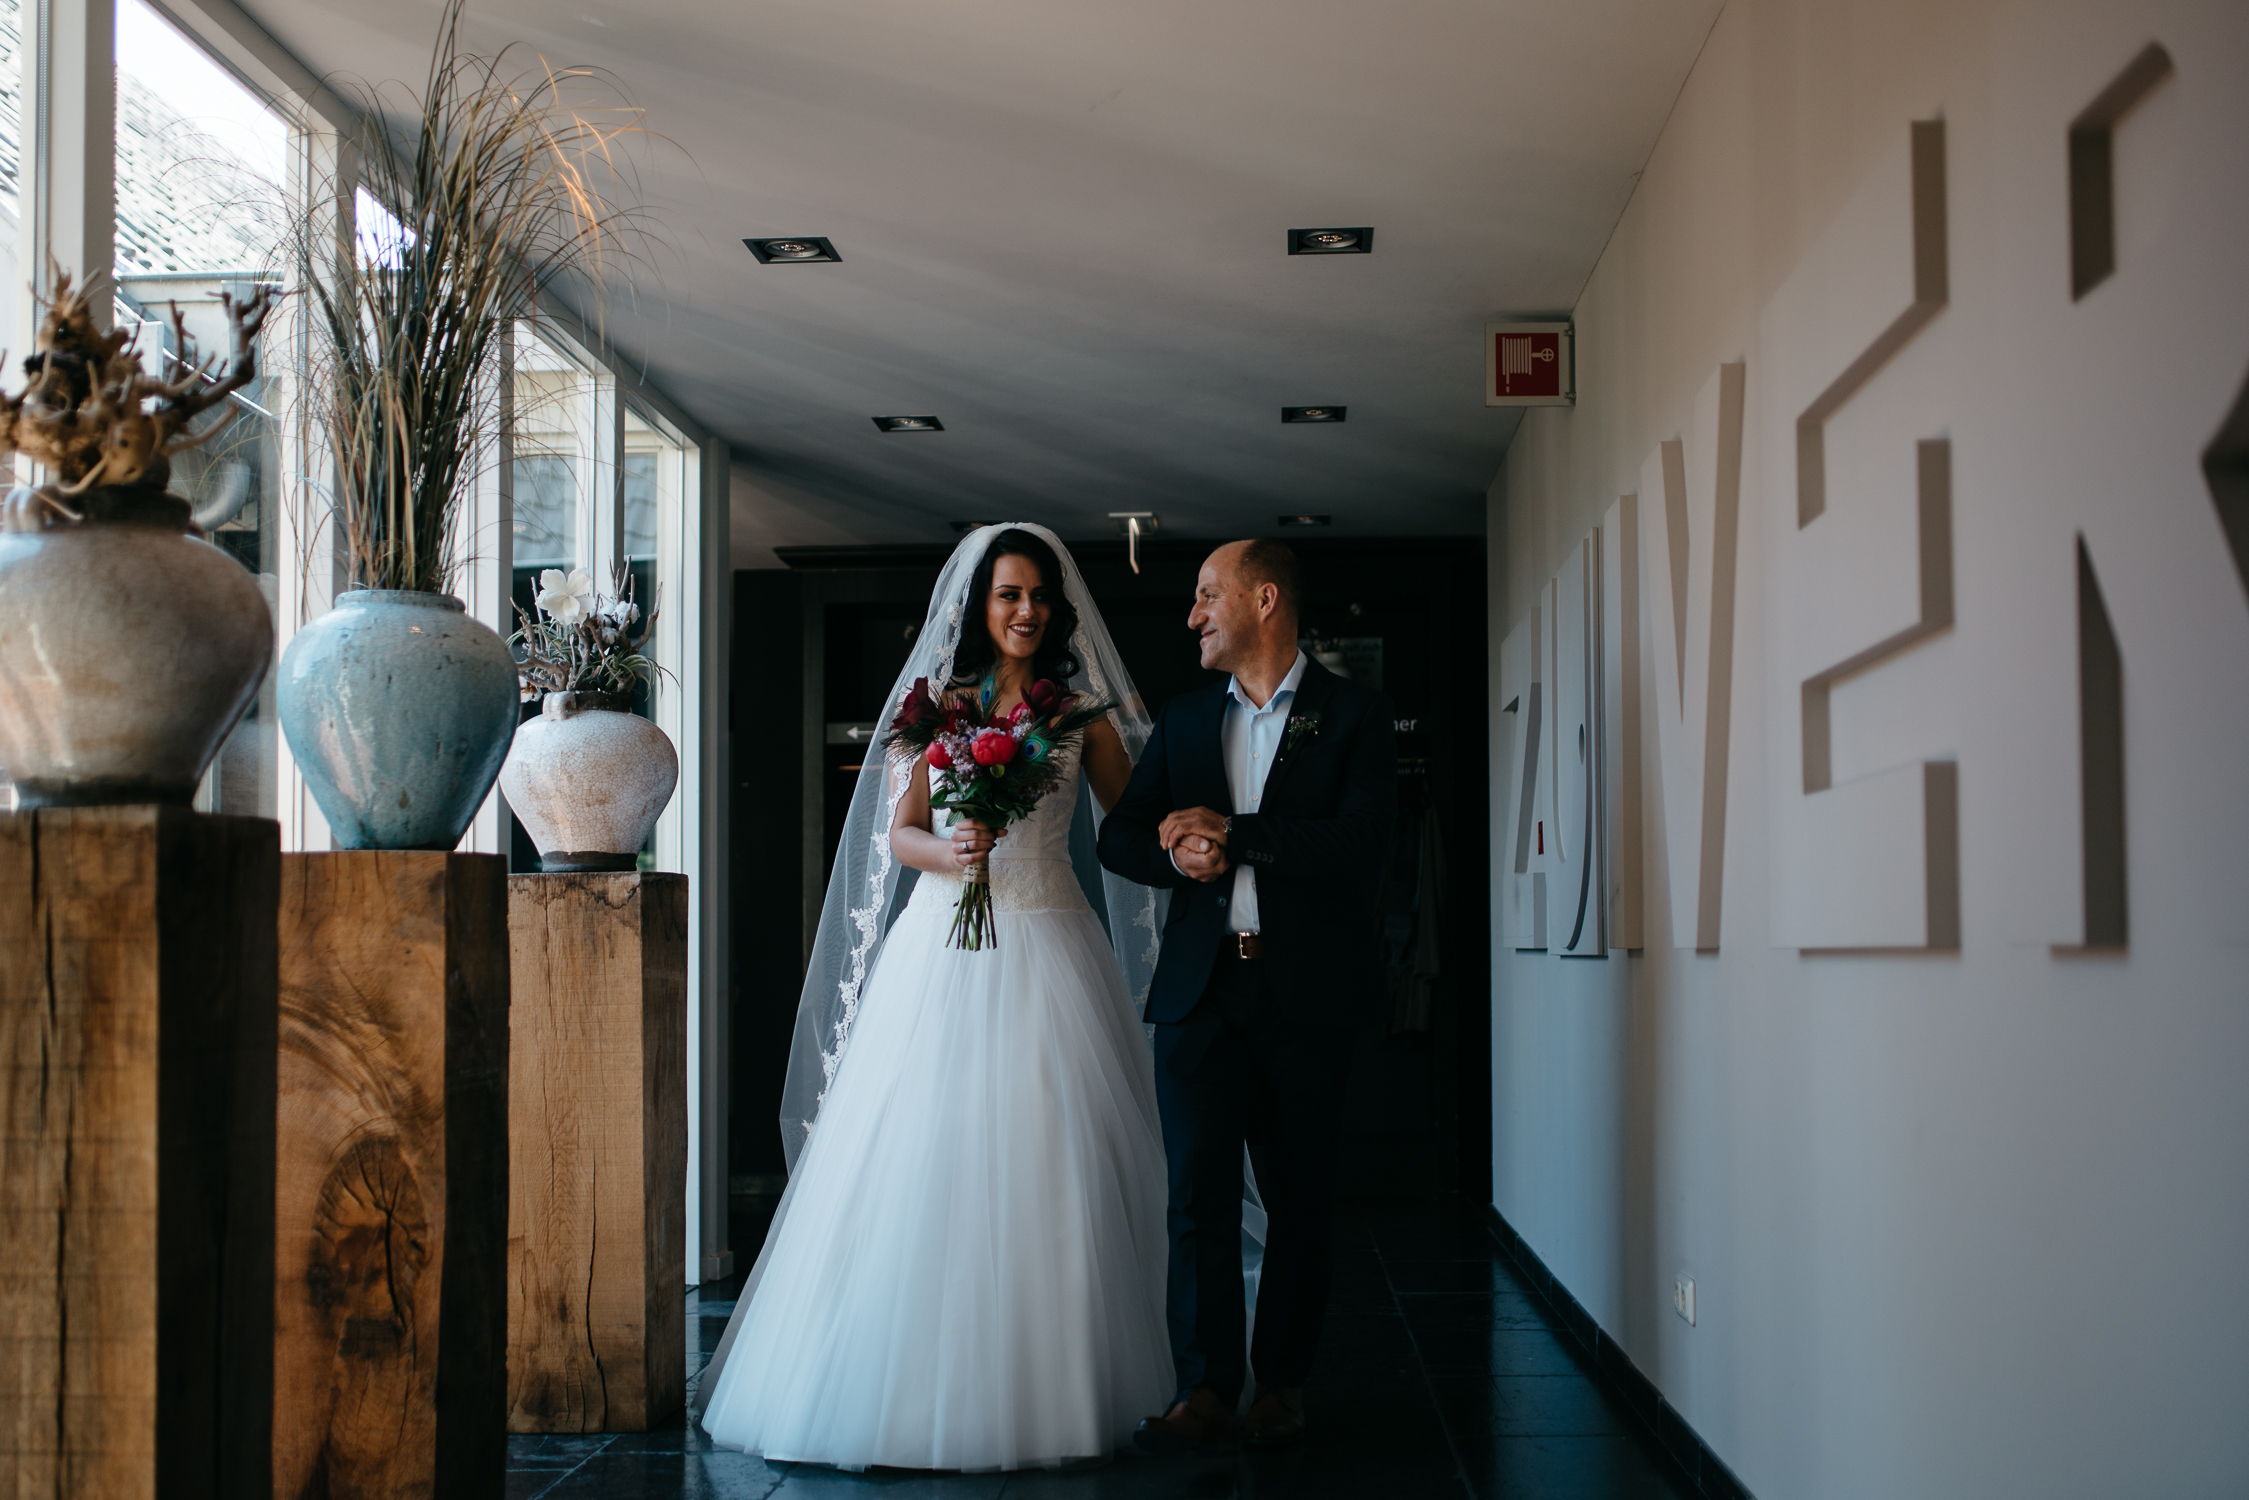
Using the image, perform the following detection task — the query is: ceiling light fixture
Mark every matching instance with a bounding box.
[873,415,943,432]
[745,236,840,263]
[1278,514,1332,527]
[1288,227,1372,255]
[1109,511,1158,574]
[1281,406,1346,423]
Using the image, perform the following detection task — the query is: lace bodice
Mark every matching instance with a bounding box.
[918,737,1090,915]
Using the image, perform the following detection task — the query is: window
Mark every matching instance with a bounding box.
[113,0,288,818]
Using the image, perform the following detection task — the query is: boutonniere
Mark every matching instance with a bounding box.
[1283,710,1322,753]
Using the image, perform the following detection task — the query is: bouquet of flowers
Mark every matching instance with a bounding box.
[511,563,664,702]
[887,674,1113,950]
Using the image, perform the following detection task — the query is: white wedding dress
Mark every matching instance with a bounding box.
[700,739,1175,1470]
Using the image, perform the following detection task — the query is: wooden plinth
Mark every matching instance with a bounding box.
[275,852,508,1499]
[506,872,687,1433]
[0,807,278,1498]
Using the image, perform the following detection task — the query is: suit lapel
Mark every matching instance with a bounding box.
[1193,681,1235,815]
[1258,660,1339,802]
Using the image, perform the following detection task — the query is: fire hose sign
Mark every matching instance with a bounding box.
[1484,321,1574,406]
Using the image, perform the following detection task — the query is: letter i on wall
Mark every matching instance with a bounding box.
[1497,605,1548,949]
[1601,495,1643,951]
[1548,537,1602,955]
[1540,503,1645,958]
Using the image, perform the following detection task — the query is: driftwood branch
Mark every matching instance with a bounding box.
[0,269,279,494]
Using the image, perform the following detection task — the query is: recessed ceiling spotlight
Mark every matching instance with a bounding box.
[1288,227,1372,255]
[745,236,840,263]
[1278,514,1332,527]
[873,415,943,432]
[1281,406,1346,423]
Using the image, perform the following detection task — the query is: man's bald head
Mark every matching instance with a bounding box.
[1214,538,1302,624]
[1191,538,1304,681]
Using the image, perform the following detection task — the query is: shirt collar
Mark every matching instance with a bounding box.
[1227,650,1309,714]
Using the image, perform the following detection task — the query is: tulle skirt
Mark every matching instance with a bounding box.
[699,878,1175,1471]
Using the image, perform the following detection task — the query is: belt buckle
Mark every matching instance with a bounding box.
[1234,933,1262,960]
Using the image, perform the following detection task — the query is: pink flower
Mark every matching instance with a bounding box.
[926,740,954,770]
[970,730,1017,766]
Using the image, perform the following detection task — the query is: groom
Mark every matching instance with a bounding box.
[1098,538,1397,1450]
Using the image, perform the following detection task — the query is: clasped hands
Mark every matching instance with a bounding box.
[1160,807,1230,883]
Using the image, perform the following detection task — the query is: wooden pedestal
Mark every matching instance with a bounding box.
[506,872,687,1433]
[274,852,508,1499]
[0,807,278,1498]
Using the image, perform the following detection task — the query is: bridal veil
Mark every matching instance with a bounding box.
[777,521,1166,1163]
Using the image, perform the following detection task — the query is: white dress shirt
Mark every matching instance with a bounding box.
[1217,651,1307,934]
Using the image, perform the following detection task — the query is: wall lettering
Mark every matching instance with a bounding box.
[1600,495,1643,951]
[1497,609,1547,950]
[2068,42,2174,301]
[1770,122,1959,950]
[1643,363,1744,951]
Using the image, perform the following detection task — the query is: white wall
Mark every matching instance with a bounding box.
[1488,2,2249,1497]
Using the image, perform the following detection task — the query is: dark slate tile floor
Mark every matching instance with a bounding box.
[506,1197,1694,1500]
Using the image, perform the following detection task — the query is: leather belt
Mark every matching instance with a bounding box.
[1224,933,1265,960]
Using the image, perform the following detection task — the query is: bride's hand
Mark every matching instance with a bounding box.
[949,818,1002,868]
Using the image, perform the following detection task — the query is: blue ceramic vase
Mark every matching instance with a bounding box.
[277,590,519,849]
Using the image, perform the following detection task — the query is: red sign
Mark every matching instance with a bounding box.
[1493,331,1563,399]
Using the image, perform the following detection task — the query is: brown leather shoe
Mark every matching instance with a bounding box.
[1132,1387,1240,1454]
[1242,1386,1305,1446]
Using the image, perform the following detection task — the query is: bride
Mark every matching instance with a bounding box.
[699,523,1176,1470]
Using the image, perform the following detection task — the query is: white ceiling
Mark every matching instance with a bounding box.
[233,0,1721,563]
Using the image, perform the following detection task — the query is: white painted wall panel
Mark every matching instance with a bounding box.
[1488,2,2249,1496]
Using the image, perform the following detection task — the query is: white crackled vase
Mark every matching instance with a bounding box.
[500,691,678,871]
[0,485,272,807]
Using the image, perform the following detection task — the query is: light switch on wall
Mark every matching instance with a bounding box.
[1674,1274,1696,1326]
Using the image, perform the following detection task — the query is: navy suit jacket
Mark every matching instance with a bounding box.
[1098,659,1397,1028]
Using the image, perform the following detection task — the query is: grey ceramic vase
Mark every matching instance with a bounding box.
[276,590,519,849]
[0,485,272,807]
[499,691,678,871]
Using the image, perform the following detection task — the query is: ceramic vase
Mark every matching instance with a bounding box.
[276,590,519,849]
[0,485,272,807]
[500,691,678,871]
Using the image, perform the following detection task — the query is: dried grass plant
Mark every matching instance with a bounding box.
[291,0,656,594]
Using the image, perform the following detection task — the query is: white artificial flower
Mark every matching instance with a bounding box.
[612,601,640,626]
[537,567,595,624]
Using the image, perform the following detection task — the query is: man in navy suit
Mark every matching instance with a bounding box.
[1097,538,1397,1450]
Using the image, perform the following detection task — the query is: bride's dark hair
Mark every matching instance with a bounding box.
[949,528,1083,689]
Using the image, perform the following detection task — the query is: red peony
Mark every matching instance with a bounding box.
[926,740,954,770]
[893,677,934,727]
[970,730,1018,766]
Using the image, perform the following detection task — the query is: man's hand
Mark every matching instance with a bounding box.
[1159,807,1229,852]
[1172,836,1229,883]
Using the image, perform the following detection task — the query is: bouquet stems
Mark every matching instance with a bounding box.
[947,860,997,951]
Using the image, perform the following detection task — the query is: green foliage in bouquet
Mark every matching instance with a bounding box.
[887,674,1113,949]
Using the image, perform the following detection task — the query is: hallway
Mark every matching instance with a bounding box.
[0,0,2242,1489]
[506,1197,1697,1500]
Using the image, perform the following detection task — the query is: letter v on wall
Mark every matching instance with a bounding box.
[1641,362,1746,951]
